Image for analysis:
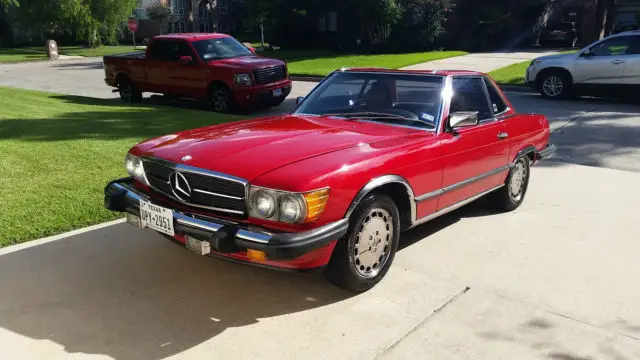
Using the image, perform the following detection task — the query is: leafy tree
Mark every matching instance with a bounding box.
[146,0,170,34]
[1,0,19,9]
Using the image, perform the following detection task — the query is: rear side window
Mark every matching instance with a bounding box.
[483,77,508,114]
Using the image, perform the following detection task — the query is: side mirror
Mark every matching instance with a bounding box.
[296,96,304,105]
[449,111,479,129]
[178,55,192,64]
[579,50,593,57]
[242,42,256,53]
[249,47,256,54]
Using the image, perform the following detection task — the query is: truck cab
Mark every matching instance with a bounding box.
[103,33,292,112]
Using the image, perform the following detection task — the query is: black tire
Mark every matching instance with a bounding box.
[537,70,572,100]
[324,193,401,293]
[118,77,143,103]
[487,155,531,212]
[209,84,234,113]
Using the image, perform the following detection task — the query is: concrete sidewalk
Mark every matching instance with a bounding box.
[401,50,561,73]
[1,163,639,360]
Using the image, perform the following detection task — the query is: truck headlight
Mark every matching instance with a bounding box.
[248,186,330,224]
[124,153,149,185]
[234,73,253,86]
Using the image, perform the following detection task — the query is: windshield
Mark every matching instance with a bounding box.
[293,71,445,130]
[192,37,253,61]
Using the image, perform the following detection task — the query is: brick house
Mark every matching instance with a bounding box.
[134,0,243,40]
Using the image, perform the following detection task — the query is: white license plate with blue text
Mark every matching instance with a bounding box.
[272,88,283,97]
[140,200,174,236]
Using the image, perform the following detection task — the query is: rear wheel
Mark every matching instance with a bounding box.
[324,193,400,293]
[538,71,572,100]
[118,77,142,103]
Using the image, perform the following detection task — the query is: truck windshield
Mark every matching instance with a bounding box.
[192,37,254,61]
[292,72,445,130]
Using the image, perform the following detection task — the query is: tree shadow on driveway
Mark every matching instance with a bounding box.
[0,223,350,360]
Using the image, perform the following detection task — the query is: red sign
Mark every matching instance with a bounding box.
[128,19,138,32]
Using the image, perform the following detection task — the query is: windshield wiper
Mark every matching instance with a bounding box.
[323,112,434,127]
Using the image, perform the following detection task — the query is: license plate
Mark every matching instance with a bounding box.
[139,200,174,236]
[272,88,283,97]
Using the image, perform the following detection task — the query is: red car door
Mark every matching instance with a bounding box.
[437,76,511,211]
[145,39,179,94]
[167,40,209,98]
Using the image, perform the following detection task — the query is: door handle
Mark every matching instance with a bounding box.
[611,60,625,65]
[497,132,509,139]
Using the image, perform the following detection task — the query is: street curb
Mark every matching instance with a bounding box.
[291,75,536,94]
[0,218,125,256]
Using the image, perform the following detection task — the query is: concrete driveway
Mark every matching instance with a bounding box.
[1,58,640,359]
[1,162,639,360]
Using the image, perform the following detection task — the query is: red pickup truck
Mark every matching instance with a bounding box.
[103,33,292,112]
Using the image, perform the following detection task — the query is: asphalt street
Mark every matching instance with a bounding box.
[1,57,639,360]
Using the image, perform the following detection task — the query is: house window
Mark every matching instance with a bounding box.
[318,11,338,32]
[198,3,210,19]
[168,22,174,33]
[178,22,185,32]
[175,0,185,15]
[199,22,211,32]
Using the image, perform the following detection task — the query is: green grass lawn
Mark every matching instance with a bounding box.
[0,87,243,246]
[488,50,578,85]
[0,45,146,63]
[264,49,469,76]
[0,48,49,63]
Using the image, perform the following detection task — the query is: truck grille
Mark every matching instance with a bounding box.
[141,158,247,217]
[253,65,286,85]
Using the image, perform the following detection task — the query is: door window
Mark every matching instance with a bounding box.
[482,77,508,115]
[589,36,634,56]
[450,77,493,121]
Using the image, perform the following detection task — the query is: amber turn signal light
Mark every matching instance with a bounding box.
[303,188,330,223]
[247,249,267,261]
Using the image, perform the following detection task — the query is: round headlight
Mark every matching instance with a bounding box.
[279,195,303,223]
[254,191,275,218]
[124,153,137,176]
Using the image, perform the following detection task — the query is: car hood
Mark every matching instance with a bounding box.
[133,115,420,182]
[208,55,284,70]
[535,52,576,62]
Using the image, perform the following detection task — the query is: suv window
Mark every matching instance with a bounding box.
[590,35,635,56]
[450,77,492,121]
[482,77,508,114]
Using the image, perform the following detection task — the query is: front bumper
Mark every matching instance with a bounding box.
[104,178,348,261]
[233,80,292,107]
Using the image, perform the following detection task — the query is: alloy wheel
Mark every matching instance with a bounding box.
[352,208,393,278]
[509,159,528,202]
[542,76,564,97]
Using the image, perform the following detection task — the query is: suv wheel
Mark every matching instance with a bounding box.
[324,193,400,293]
[538,71,572,99]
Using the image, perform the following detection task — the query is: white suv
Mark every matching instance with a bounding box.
[526,30,640,99]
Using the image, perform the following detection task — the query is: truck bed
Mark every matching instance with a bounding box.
[104,51,146,60]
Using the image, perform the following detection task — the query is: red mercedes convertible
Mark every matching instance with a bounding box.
[104,68,555,292]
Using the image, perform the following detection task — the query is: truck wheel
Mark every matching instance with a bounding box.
[487,155,531,212]
[324,193,400,293]
[209,85,234,113]
[118,77,142,103]
[537,71,572,100]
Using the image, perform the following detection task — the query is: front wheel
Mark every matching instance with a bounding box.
[209,86,234,113]
[324,194,400,293]
[487,156,531,211]
[538,71,572,99]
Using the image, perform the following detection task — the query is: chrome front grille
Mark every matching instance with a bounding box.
[252,65,286,85]
[141,158,247,216]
